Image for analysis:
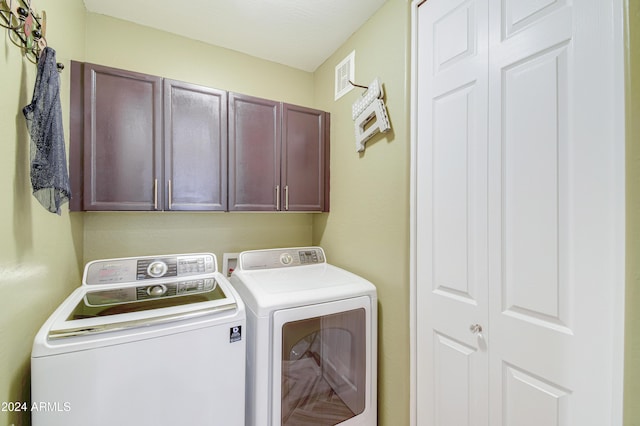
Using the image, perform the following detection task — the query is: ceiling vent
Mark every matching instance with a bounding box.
[335,50,355,100]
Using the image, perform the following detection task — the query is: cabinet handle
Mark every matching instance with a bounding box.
[153,179,158,210]
[168,180,173,210]
[285,185,289,211]
[276,185,280,211]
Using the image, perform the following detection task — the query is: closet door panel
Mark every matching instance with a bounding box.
[488,0,574,370]
[432,84,477,298]
[488,1,576,421]
[488,0,623,424]
[415,0,489,424]
[502,364,570,426]
[433,333,477,426]
[501,45,570,324]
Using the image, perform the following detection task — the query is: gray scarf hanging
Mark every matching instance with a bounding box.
[22,46,71,215]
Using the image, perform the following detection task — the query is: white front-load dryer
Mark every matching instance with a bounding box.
[31,253,246,426]
[230,247,377,426]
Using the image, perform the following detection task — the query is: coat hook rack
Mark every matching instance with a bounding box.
[0,0,63,72]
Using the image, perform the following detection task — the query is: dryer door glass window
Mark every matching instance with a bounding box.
[280,308,365,425]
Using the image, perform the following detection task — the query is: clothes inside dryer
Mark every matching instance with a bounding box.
[280,308,366,426]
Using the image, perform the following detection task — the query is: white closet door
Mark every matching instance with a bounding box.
[414,0,624,424]
[415,0,489,424]
[487,0,623,425]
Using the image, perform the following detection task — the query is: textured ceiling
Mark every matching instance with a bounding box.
[82,0,387,72]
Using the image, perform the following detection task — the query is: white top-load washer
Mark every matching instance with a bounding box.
[230,247,377,426]
[31,253,246,426]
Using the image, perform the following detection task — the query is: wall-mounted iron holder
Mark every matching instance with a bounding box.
[0,0,63,72]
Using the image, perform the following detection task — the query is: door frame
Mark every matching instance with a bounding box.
[408,1,627,425]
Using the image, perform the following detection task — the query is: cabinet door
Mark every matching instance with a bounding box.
[164,80,227,211]
[282,104,329,212]
[83,63,163,211]
[228,93,281,211]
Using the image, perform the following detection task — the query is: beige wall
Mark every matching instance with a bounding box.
[0,1,86,425]
[83,13,315,105]
[626,1,640,424]
[83,212,313,265]
[312,1,411,425]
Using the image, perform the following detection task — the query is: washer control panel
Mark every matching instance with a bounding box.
[137,258,176,280]
[239,247,326,270]
[83,253,217,285]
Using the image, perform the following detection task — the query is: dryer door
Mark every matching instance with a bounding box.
[272,296,373,426]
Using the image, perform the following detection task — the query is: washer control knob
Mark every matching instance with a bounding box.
[147,285,167,297]
[147,260,168,278]
[280,253,293,265]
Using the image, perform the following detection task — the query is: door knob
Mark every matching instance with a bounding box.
[470,324,483,334]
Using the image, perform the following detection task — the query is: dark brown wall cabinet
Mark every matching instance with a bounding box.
[70,62,227,211]
[229,93,329,212]
[164,79,227,211]
[70,62,329,212]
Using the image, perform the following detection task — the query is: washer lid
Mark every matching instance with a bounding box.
[69,278,226,320]
[45,275,237,340]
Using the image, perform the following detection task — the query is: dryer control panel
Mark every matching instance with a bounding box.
[239,247,326,271]
[83,253,217,285]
